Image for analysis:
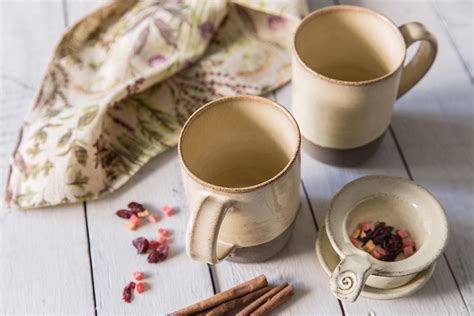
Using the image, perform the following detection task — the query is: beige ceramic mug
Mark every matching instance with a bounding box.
[179,96,301,264]
[292,5,437,166]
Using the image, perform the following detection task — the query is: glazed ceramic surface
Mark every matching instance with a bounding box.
[179,96,301,264]
[292,5,437,152]
[325,175,448,302]
[316,225,437,300]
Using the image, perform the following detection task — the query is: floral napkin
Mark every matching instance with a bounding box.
[5,0,307,209]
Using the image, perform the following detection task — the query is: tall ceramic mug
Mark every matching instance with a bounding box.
[179,96,301,264]
[292,5,437,166]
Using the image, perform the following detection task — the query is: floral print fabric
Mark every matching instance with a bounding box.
[5,0,307,209]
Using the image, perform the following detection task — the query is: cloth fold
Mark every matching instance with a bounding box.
[5,0,307,209]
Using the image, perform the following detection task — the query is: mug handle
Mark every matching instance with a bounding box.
[330,254,375,302]
[185,194,235,264]
[397,22,438,98]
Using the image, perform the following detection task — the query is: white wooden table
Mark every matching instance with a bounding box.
[1,0,472,314]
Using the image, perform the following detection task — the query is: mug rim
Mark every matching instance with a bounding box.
[293,5,407,86]
[178,95,301,193]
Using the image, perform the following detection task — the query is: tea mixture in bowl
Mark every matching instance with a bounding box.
[351,221,416,261]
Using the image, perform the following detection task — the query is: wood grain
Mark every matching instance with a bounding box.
[0,1,94,314]
[433,0,474,79]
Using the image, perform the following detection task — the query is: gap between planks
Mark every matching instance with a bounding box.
[61,0,98,314]
[430,0,474,83]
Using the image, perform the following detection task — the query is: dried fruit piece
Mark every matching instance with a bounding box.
[158,244,170,259]
[136,282,145,294]
[147,250,160,263]
[122,282,136,303]
[116,209,133,219]
[159,237,168,245]
[402,239,413,248]
[132,237,149,254]
[397,229,410,239]
[363,240,375,252]
[148,215,158,223]
[403,246,414,257]
[351,228,361,239]
[372,250,383,259]
[158,228,168,237]
[149,240,160,250]
[133,271,143,281]
[382,234,403,261]
[352,221,415,261]
[137,210,149,218]
[128,202,145,214]
[129,214,140,225]
[359,222,372,232]
[127,214,140,230]
[160,205,174,216]
[147,245,169,263]
[351,237,361,248]
[371,222,394,245]
[127,222,138,230]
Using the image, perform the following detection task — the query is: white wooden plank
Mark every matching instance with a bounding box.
[276,84,468,314]
[64,1,215,313]
[0,1,94,314]
[212,183,344,315]
[85,148,215,314]
[342,0,473,314]
[433,0,474,78]
[64,0,101,25]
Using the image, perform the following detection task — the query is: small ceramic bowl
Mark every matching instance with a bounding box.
[325,175,448,302]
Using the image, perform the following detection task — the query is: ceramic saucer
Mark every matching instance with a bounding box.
[316,225,436,300]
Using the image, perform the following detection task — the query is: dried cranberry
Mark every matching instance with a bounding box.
[147,250,160,263]
[149,240,160,250]
[122,281,136,303]
[158,245,169,261]
[128,202,145,214]
[381,234,403,261]
[116,209,133,219]
[132,237,149,254]
[370,223,394,245]
[147,245,169,263]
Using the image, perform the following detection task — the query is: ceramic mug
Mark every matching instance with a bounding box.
[292,5,437,166]
[179,96,301,264]
[325,176,448,302]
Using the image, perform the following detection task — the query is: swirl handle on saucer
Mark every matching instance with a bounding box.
[330,253,375,302]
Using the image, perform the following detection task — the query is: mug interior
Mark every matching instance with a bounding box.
[294,6,406,82]
[180,96,300,189]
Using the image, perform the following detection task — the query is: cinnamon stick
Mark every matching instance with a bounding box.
[249,284,293,316]
[202,286,272,316]
[170,275,268,315]
[236,283,288,316]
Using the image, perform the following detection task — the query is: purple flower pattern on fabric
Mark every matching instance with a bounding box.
[199,21,214,39]
[148,54,167,67]
[267,16,286,30]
